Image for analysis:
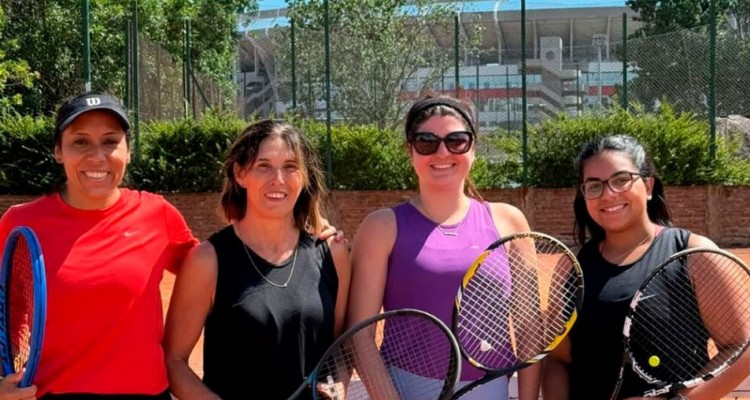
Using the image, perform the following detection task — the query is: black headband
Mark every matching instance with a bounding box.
[405,97,476,138]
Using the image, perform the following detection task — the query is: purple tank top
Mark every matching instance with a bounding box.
[384,199,504,380]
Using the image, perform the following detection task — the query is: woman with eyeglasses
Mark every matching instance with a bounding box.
[347,94,541,400]
[540,135,747,400]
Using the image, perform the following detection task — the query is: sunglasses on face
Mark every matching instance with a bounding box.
[409,131,474,155]
[580,171,645,199]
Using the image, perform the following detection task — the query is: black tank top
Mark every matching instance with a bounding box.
[569,227,693,399]
[203,226,338,400]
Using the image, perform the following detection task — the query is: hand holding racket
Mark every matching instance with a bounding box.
[287,308,461,400]
[610,247,750,399]
[451,231,584,398]
[0,226,46,387]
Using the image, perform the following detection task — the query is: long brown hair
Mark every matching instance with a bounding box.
[404,94,483,200]
[219,120,329,233]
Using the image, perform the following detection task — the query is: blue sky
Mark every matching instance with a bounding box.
[259,0,287,10]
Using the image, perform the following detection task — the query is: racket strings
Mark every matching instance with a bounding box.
[458,263,514,367]
[527,241,580,338]
[629,251,750,384]
[456,236,581,370]
[8,236,34,373]
[316,314,458,399]
[507,241,579,353]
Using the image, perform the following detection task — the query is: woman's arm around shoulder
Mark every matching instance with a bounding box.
[326,236,351,337]
[163,241,219,400]
[346,208,397,328]
[488,202,531,235]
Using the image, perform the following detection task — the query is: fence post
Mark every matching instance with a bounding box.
[124,19,131,110]
[324,0,333,187]
[454,13,460,96]
[505,65,511,134]
[291,17,297,112]
[576,63,583,117]
[81,0,91,92]
[475,55,480,103]
[622,12,628,110]
[183,18,192,119]
[521,0,528,185]
[131,0,140,163]
[709,0,717,160]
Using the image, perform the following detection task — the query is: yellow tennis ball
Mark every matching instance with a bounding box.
[648,355,660,367]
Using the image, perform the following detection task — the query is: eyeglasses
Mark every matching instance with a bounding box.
[580,171,645,199]
[409,131,474,155]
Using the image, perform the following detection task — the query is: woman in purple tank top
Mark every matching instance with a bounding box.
[348,94,541,400]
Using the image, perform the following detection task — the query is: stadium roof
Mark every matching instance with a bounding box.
[245,0,635,32]
[257,0,630,12]
[241,0,641,68]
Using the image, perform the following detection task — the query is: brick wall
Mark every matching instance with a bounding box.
[2,186,749,247]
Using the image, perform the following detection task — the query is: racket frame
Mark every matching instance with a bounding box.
[617,246,750,397]
[287,308,462,400]
[0,226,47,387]
[451,231,584,398]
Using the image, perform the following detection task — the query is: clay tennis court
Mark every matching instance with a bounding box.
[159,248,750,399]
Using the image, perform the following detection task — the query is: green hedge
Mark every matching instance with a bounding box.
[1,104,749,195]
[132,114,245,192]
[524,104,750,187]
[0,114,58,194]
[290,118,416,190]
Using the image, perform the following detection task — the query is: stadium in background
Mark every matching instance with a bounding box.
[236,0,643,127]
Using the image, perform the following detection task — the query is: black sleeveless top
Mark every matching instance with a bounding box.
[569,227,692,399]
[202,226,338,400]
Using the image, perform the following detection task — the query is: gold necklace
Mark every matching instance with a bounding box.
[601,228,654,264]
[242,243,298,288]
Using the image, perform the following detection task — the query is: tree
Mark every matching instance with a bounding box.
[278,0,476,129]
[155,0,257,93]
[627,0,733,35]
[622,0,750,116]
[2,0,84,115]
[0,6,37,114]
[0,0,256,116]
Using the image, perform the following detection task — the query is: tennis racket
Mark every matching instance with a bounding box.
[450,231,584,399]
[0,226,46,386]
[610,247,750,399]
[287,308,461,400]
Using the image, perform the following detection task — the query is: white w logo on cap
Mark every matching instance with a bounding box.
[85,97,101,106]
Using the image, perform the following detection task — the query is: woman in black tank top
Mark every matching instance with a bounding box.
[539,135,737,400]
[162,120,351,400]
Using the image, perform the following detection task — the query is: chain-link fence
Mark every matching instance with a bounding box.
[240,2,750,129]
[125,21,237,124]
[232,1,750,186]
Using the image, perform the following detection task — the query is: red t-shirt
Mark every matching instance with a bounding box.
[0,189,198,396]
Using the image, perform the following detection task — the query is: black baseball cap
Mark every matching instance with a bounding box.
[54,92,130,139]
